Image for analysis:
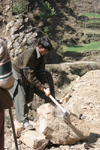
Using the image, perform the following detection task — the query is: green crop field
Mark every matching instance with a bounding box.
[62,41,100,53]
[80,13,100,18]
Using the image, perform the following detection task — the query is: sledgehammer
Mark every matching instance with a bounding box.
[44,89,70,119]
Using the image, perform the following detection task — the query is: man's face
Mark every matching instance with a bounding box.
[38,45,49,56]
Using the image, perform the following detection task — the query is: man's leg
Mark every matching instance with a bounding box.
[13,81,29,123]
[0,109,4,150]
[11,82,34,129]
[10,68,29,123]
[11,79,34,129]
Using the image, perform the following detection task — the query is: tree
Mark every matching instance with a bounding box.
[39,1,56,37]
[40,1,56,23]
[12,0,26,15]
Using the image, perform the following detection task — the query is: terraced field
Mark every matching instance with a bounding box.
[73,0,100,43]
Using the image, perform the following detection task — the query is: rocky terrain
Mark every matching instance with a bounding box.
[4,68,100,150]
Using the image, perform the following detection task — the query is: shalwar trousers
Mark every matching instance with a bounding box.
[10,68,55,123]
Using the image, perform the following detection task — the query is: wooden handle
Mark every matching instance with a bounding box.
[44,88,65,114]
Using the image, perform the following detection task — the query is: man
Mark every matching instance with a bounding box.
[10,37,56,130]
[0,38,14,150]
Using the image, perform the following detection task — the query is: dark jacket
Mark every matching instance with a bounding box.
[12,47,49,88]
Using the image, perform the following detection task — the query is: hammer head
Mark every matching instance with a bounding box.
[63,111,70,119]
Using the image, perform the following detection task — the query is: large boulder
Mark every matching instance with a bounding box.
[67,70,100,122]
[34,103,90,145]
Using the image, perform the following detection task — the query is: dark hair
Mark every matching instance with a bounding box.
[38,37,52,51]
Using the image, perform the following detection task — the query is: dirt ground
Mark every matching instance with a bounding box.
[86,122,100,150]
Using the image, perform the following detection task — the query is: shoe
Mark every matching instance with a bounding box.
[56,99,62,104]
[27,104,33,110]
[23,122,35,130]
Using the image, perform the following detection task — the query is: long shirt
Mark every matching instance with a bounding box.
[12,47,49,88]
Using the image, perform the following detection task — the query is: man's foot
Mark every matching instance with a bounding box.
[56,99,62,104]
[27,103,33,110]
[23,122,35,130]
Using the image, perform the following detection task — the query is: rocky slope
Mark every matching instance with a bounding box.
[0,0,88,62]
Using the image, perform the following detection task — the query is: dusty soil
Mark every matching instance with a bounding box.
[86,122,100,150]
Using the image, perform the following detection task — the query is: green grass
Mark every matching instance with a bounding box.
[62,41,100,53]
[80,13,100,18]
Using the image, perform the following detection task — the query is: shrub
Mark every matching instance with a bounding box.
[40,1,56,20]
[13,0,26,15]
[44,25,52,37]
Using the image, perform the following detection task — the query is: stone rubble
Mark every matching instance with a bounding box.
[13,102,89,149]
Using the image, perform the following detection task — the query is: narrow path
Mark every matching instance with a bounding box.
[60,61,99,65]
[46,61,99,68]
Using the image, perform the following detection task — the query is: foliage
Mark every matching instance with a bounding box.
[40,1,56,20]
[44,25,52,37]
[39,2,56,37]
[88,20,100,23]
[13,0,26,15]
[40,101,46,105]
[80,13,100,18]
[62,41,100,53]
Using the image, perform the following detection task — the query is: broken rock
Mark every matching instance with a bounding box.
[20,130,49,150]
[34,103,90,145]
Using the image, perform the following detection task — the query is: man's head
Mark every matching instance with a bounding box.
[38,37,52,56]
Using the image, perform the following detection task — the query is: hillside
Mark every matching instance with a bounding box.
[0,0,90,55]
[74,0,100,43]
[0,0,100,63]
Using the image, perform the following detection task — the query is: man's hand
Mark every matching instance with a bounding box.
[44,88,51,97]
[38,84,45,91]
[38,84,51,97]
